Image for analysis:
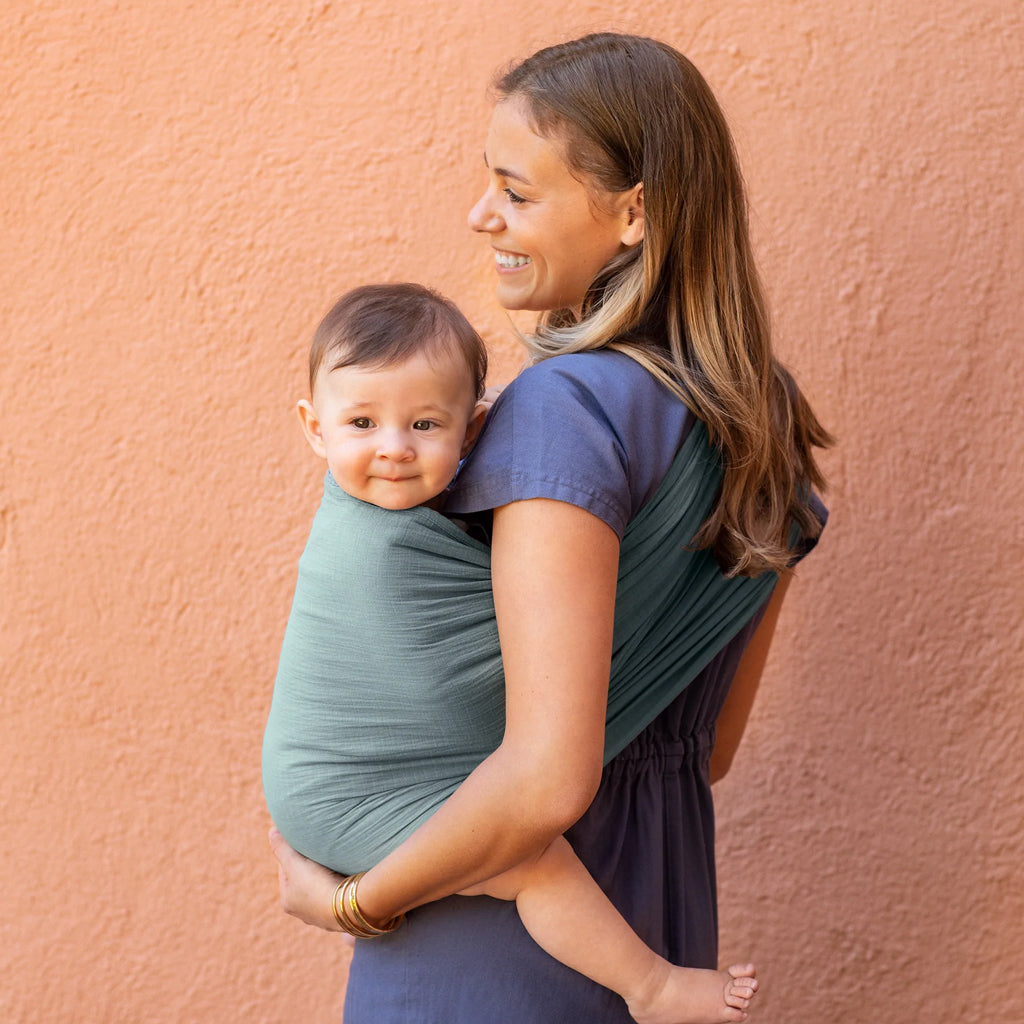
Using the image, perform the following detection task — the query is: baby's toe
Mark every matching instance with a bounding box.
[725,991,750,1010]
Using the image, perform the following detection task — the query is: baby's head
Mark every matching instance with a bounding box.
[297,283,489,510]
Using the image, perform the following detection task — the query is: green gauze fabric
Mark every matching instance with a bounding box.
[262,422,778,874]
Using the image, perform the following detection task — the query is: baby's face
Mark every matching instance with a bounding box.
[309,345,481,510]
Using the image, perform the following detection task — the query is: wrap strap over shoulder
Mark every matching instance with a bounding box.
[605,420,778,757]
[262,422,777,874]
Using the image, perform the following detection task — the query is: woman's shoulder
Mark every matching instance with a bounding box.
[446,349,693,536]
[514,347,663,395]
[497,349,688,438]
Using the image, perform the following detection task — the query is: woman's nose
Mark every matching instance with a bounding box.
[467,188,504,234]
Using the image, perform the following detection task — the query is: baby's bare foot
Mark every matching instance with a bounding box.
[626,958,758,1024]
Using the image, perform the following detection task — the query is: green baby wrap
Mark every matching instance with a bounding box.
[262,422,778,874]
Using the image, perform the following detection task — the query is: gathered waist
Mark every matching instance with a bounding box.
[604,722,715,772]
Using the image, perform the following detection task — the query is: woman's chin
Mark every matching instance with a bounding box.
[495,292,550,314]
[494,289,531,312]
[493,275,541,312]
[493,282,583,317]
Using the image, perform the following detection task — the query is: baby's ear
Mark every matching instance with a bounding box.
[296,399,327,458]
[461,402,489,457]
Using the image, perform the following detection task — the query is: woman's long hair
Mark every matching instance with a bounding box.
[497,33,833,577]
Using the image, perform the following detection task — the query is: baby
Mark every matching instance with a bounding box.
[263,282,758,1024]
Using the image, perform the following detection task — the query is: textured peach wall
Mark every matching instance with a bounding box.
[2,2,1021,1022]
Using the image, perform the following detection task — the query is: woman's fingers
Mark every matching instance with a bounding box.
[268,826,301,870]
[267,826,344,931]
[481,384,505,406]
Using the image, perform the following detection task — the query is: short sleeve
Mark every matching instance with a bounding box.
[446,351,693,539]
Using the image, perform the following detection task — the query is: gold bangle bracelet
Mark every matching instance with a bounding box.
[345,873,378,934]
[331,879,349,933]
[337,875,377,938]
[339,875,376,938]
[330,873,404,938]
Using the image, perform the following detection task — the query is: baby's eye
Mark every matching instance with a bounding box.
[412,420,436,431]
[351,417,372,429]
[503,187,527,205]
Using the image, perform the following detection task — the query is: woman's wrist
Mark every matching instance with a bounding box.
[346,865,402,927]
[331,872,405,937]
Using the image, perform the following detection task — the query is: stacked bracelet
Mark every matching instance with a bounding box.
[331,872,405,938]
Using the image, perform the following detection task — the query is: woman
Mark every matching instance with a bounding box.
[270,32,830,1022]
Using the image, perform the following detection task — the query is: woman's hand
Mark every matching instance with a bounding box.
[268,827,348,936]
[480,384,505,410]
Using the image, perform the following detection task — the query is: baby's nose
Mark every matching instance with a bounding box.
[376,431,415,461]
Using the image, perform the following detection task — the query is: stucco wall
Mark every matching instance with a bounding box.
[2,2,1021,1021]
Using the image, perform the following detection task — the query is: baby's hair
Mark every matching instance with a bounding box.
[309,283,488,400]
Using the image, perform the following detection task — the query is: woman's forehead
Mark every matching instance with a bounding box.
[485,99,574,184]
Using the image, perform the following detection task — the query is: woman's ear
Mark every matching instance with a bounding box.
[461,402,489,457]
[296,399,327,458]
[621,182,644,247]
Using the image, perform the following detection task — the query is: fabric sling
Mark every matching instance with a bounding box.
[262,422,778,874]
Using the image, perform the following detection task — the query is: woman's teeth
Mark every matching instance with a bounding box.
[495,252,531,268]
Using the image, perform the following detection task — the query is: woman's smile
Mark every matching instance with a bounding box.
[494,249,532,270]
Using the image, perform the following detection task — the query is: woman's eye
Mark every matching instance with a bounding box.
[503,187,527,205]
[351,417,372,429]
[412,420,436,431]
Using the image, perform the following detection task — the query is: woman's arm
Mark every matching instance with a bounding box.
[272,497,620,930]
[709,574,791,784]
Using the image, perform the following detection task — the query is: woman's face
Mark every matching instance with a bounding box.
[467,98,641,313]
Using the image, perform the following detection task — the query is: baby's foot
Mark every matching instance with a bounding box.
[626,959,758,1024]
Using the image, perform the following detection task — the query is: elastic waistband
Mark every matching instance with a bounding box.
[605,723,715,772]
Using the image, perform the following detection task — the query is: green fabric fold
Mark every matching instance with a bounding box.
[262,422,777,873]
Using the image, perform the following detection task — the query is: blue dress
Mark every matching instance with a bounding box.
[343,351,819,1023]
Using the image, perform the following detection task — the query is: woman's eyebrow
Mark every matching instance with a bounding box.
[483,152,533,185]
